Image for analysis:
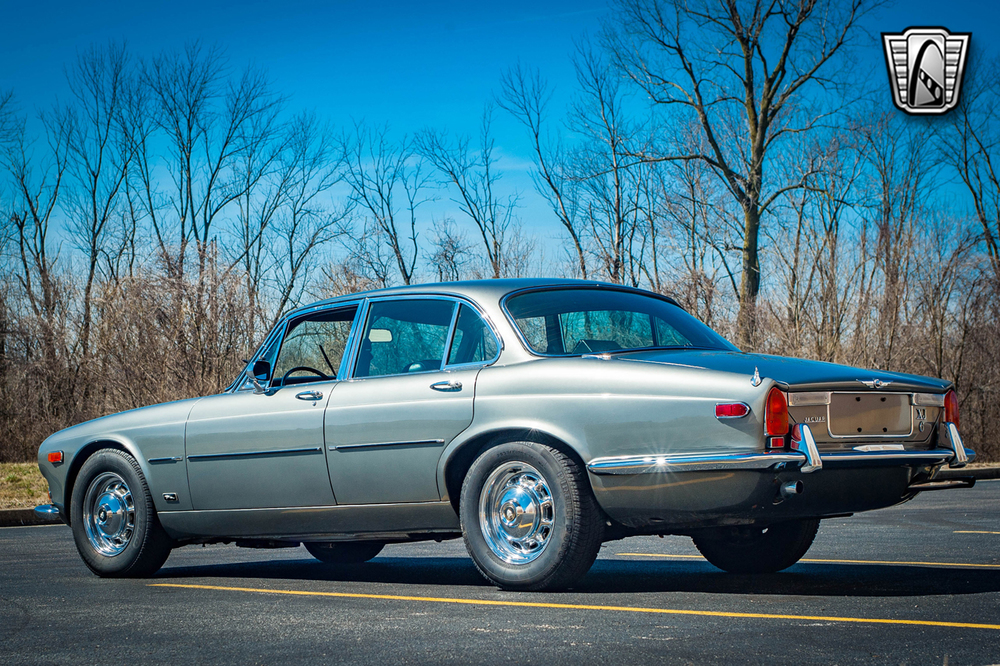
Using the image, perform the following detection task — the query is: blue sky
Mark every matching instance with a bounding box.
[2,0,999,256]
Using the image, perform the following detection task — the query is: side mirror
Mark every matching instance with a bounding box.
[249,360,271,394]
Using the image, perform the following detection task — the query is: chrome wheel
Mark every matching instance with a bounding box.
[82,472,136,557]
[479,461,554,564]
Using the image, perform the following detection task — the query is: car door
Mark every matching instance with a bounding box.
[324,297,500,505]
[185,304,359,511]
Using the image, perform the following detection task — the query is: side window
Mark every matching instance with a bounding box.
[355,299,455,378]
[447,305,499,365]
[272,306,357,386]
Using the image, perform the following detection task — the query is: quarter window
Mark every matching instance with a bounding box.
[447,305,499,365]
[355,299,456,378]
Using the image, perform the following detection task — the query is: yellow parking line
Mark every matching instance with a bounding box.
[149,583,1000,631]
[954,530,1000,535]
[618,553,1000,568]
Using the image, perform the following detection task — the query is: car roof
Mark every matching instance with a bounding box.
[287,278,677,317]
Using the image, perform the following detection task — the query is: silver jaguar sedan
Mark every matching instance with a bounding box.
[35,279,975,590]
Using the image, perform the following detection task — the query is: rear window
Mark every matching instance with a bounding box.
[504,288,737,356]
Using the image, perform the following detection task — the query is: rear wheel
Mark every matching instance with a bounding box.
[304,541,384,564]
[460,441,603,591]
[70,449,173,577]
[692,518,820,574]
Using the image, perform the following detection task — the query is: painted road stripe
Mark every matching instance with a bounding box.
[618,553,1000,568]
[954,530,1000,535]
[149,583,1000,631]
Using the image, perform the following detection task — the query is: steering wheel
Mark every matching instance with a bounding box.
[280,366,331,387]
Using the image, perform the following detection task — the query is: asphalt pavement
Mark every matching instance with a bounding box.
[2,481,999,665]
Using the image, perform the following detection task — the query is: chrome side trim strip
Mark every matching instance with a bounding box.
[330,439,446,452]
[587,452,805,475]
[148,456,184,464]
[187,446,323,461]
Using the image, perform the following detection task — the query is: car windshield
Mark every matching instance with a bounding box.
[504,288,738,356]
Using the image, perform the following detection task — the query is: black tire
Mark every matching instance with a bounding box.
[460,441,604,591]
[692,518,820,574]
[304,541,385,564]
[70,449,173,577]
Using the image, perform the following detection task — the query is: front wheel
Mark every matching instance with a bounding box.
[460,441,603,591]
[304,541,384,564]
[692,518,820,574]
[70,449,173,577]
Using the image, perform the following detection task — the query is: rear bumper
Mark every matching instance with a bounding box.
[586,447,974,475]
[586,424,976,532]
[587,422,974,476]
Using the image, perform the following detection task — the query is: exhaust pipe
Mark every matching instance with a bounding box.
[780,481,804,498]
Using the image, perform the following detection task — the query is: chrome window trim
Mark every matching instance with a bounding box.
[344,293,503,381]
[498,284,732,359]
[443,303,503,370]
[227,300,363,393]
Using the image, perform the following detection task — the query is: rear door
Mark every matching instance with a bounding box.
[324,298,500,505]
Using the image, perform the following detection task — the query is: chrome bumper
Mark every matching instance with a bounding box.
[587,423,975,476]
[33,504,61,519]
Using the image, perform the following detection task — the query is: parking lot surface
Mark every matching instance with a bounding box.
[2,480,999,665]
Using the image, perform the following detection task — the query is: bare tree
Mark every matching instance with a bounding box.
[416,107,519,279]
[62,43,133,369]
[428,217,474,282]
[605,0,875,346]
[499,65,588,278]
[340,122,429,285]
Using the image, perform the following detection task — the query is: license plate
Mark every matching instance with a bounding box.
[828,393,911,437]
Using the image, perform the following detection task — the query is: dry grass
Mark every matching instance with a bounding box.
[0,463,48,510]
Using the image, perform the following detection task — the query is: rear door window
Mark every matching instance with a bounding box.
[354,299,456,378]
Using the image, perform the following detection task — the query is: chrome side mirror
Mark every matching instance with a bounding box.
[248,360,271,394]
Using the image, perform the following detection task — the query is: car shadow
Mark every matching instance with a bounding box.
[155,554,1000,598]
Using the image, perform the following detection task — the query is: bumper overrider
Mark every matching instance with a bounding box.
[586,423,976,531]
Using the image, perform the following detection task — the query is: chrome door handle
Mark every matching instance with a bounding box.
[295,390,324,401]
[430,380,462,392]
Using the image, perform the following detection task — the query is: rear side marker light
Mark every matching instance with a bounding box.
[47,451,63,464]
[716,402,750,419]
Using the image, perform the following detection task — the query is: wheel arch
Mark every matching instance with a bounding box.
[64,438,144,526]
[441,427,589,513]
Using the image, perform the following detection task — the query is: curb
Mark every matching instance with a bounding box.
[0,509,63,528]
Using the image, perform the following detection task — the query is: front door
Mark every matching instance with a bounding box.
[185,386,335,510]
[186,304,359,510]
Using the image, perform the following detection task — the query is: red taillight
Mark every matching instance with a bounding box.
[716,402,750,418]
[47,451,63,464]
[944,390,959,430]
[765,387,789,437]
